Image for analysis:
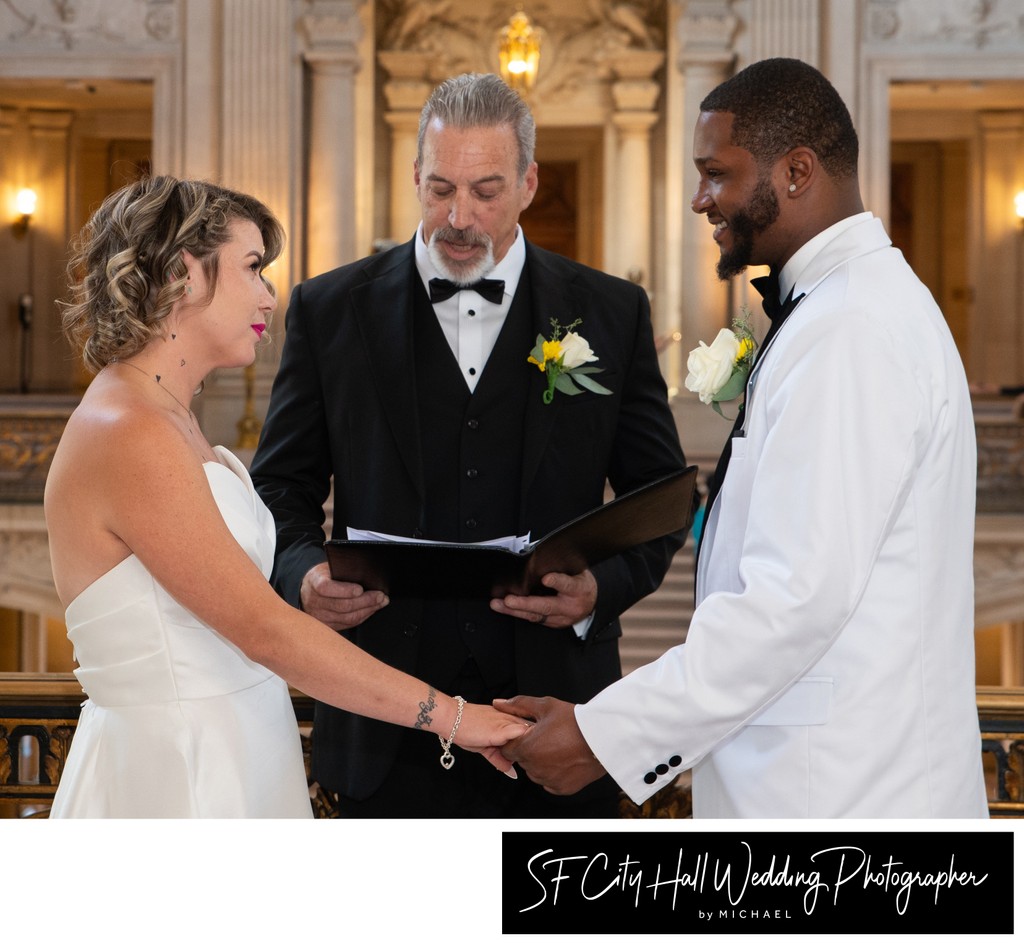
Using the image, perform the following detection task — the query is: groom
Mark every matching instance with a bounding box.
[251,72,687,818]
[497,58,989,818]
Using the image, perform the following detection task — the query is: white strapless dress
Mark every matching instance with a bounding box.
[49,447,312,818]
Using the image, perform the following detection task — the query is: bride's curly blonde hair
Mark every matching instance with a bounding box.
[63,175,285,373]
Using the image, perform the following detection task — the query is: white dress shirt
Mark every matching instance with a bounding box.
[414,223,526,393]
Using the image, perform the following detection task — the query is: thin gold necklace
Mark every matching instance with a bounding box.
[115,360,197,431]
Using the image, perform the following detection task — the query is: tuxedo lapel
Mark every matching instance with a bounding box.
[696,279,803,565]
[350,244,425,502]
[518,247,582,504]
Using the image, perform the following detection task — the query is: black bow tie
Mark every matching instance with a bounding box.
[751,273,786,321]
[428,277,505,305]
[750,273,804,354]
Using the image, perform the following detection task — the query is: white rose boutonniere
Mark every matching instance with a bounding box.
[558,331,597,370]
[684,310,756,418]
[528,318,613,404]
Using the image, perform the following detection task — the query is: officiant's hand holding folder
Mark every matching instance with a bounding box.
[324,466,698,599]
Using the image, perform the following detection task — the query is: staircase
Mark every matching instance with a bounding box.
[618,544,696,676]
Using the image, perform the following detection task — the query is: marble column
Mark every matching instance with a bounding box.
[202,0,298,449]
[611,112,659,286]
[674,1,738,349]
[222,0,294,275]
[379,51,434,242]
[302,0,365,275]
[664,0,738,466]
[609,51,665,291]
[976,111,1024,385]
[748,0,820,65]
[1001,623,1024,687]
[18,612,45,674]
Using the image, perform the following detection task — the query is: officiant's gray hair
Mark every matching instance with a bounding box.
[416,73,536,181]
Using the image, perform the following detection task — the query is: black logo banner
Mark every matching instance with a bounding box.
[502,831,1013,935]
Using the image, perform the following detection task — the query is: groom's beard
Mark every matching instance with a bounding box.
[428,225,496,284]
[716,174,780,280]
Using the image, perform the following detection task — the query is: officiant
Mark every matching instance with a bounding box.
[250,72,687,818]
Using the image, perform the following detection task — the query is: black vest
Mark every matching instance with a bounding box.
[411,269,534,694]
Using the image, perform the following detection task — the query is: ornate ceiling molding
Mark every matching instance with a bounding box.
[866,0,1024,48]
[0,0,178,49]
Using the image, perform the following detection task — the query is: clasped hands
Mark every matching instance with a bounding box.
[439,693,606,793]
[492,695,607,795]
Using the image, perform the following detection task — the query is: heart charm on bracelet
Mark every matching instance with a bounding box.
[437,694,465,771]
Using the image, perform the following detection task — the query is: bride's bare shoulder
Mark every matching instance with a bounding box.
[47,375,191,498]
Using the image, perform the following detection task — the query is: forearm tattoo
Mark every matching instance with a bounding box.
[414,687,437,730]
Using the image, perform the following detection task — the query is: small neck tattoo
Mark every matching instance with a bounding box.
[116,360,196,430]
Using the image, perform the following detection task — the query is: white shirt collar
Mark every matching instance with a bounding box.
[779,211,874,301]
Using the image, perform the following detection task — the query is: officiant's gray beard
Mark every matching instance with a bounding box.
[428,226,496,284]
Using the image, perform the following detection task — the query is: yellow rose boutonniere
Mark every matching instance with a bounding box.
[684,309,757,418]
[528,317,613,404]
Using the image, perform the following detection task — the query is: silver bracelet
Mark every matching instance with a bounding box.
[438,695,465,770]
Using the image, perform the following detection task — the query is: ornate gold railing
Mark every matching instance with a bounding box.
[2,673,1022,818]
[977,685,1024,817]
[0,674,80,815]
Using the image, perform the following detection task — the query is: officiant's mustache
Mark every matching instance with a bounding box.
[431,225,492,250]
[428,225,496,283]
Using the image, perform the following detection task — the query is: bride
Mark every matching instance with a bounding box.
[45,175,525,817]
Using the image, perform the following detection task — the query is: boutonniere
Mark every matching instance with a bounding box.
[528,318,613,404]
[684,309,756,418]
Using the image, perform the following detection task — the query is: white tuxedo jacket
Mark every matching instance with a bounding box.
[576,215,989,817]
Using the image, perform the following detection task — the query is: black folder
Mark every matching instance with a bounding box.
[323,465,697,599]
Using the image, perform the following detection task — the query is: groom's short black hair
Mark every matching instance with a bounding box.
[701,57,859,179]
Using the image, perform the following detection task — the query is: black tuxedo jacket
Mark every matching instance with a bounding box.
[251,237,687,798]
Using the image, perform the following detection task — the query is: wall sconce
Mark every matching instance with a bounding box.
[13,188,37,392]
[12,187,37,238]
[498,10,541,93]
[1015,190,1024,227]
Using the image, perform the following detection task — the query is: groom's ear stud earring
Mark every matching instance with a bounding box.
[788,183,797,192]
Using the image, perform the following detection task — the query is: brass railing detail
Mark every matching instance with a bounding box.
[977,685,1024,816]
